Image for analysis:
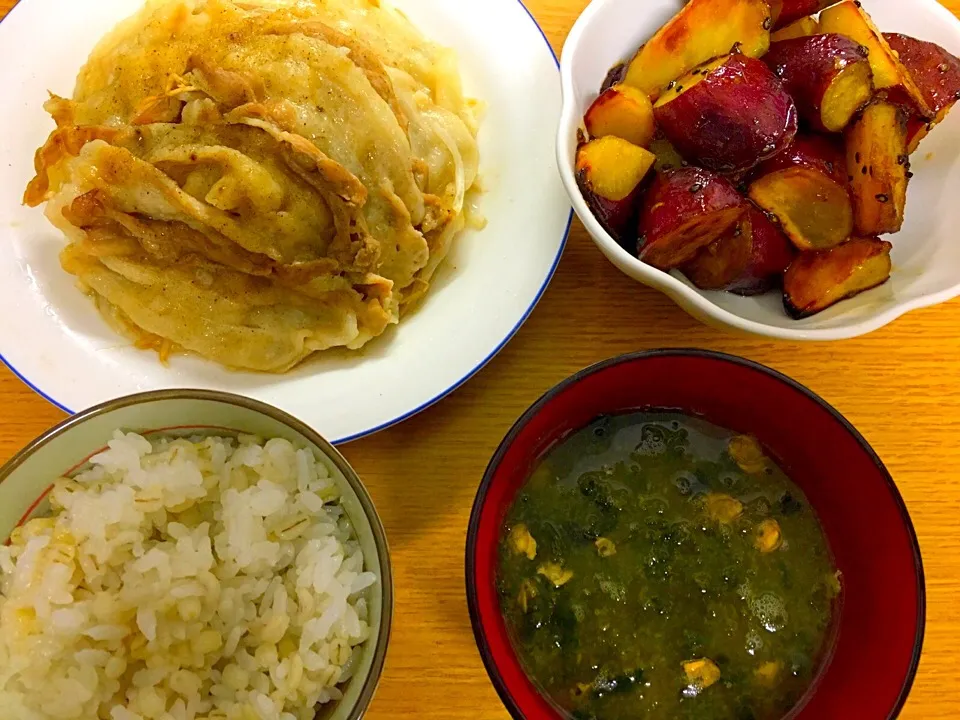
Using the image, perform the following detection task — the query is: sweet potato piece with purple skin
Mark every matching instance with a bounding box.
[820,2,933,118]
[576,137,656,247]
[732,207,797,294]
[637,167,745,270]
[783,237,892,318]
[653,54,798,175]
[884,33,960,152]
[764,34,873,132]
[755,134,850,184]
[846,101,910,236]
[774,0,841,30]
[683,218,753,291]
[584,84,656,148]
[623,0,772,100]
[684,205,795,294]
[749,134,853,251]
[771,16,820,42]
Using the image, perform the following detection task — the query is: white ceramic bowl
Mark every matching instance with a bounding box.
[557,0,960,340]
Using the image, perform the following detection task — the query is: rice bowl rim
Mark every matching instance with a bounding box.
[0,387,394,720]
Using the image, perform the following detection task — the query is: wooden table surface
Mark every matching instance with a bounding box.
[1,0,958,717]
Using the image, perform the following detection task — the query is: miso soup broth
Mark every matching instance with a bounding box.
[497,413,840,720]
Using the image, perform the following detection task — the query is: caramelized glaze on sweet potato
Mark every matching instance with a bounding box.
[584,84,656,148]
[654,54,797,174]
[783,237,892,318]
[637,168,745,270]
[885,33,960,152]
[684,205,795,294]
[774,0,841,30]
[749,135,853,251]
[737,209,798,295]
[820,2,933,118]
[683,218,753,291]
[764,34,873,132]
[576,137,656,246]
[771,16,820,42]
[846,101,910,236]
[623,0,772,100]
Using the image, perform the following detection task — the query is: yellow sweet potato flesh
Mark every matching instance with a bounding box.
[846,101,910,236]
[623,0,772,100]
[771,16,819,42]
[576,137,655,202]
[749,168,853,251]
[819,2,932,117]
[821,60,874,132]
[783,237,892,318]
[576,137,656,242]
[584,84,656,147]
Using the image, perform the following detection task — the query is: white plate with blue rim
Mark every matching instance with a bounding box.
[0,0,571,443]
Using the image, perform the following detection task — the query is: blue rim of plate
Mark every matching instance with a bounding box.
[0,0,574,445]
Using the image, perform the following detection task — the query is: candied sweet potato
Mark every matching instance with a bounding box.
[774,0,841,30]
[737,209,798,294]
[637,167,745,270]
[783,237,892,318]
[649,134,687,173]
[653,54,797,174]
[764,34,873,132]
[749,135,853,251]
[885,33,960,152]
[820,2,933,118]
[765,0,785,25]
[846,101,910,236]
[771,16,820,42]
[577,137,656,246]
[584,84,656,148]
[683,205,795,294]
[623,0,772,100]
[683,219,753,291]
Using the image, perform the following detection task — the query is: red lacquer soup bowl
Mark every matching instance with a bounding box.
[466,349,924,720]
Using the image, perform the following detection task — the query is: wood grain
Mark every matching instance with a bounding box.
[1,0,959,716]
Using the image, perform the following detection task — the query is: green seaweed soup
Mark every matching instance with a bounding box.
[497,413,841,720]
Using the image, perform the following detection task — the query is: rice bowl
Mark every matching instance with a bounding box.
[0,391,391,720]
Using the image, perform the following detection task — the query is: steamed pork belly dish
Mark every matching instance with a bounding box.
[498,413,840,720]
[24,0,481,372]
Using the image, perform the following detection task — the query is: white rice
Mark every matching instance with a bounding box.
[0,432,376,720]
